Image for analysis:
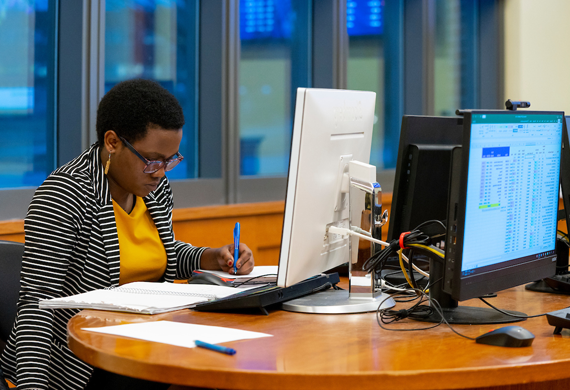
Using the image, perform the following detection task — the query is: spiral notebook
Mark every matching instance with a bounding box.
[38,282,245,314]
[199,265,278,285]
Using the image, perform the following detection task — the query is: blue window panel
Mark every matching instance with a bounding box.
[0,1,56,189]
[239,0,311,178]
[105,0,198,180]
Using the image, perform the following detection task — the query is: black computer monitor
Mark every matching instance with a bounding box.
[433,110,564,324]
[560,117,570,234]
[388,115,464,242]
[387,111,564,324]
[385,116,463,285]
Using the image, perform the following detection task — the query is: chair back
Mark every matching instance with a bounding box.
[0,241,23,343]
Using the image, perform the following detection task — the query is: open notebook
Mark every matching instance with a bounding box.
[200,265,278,285]
[38,282,247,314]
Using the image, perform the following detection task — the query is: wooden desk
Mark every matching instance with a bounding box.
[68,286,570,390]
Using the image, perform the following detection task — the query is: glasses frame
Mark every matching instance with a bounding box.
[119,136,184,174]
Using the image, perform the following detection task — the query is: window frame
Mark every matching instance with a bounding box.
[0,0,505,220]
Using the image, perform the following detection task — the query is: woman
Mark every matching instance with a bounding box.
[0,79,254,390]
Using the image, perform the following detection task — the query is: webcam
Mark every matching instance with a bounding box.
[505,99,531,111]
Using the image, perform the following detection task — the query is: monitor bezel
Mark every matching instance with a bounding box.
[560,117,570,234]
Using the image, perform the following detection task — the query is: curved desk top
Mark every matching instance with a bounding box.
[68,285,570,390]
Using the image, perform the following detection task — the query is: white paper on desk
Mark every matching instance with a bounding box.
[83,320,272,349]
[202,266,278,282]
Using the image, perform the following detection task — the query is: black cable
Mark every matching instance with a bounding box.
[232,274,277,287]
[478,297,548,319]
[376,288,477,340]
[376,291,440,331]
[362,229,432,274]
[426,295,477,340]
[362,222,448,294]
[378,276,437,324]
[406,249,419,290]
[413,219,447,233]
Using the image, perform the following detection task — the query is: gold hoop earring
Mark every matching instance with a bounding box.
[104,153,111,175]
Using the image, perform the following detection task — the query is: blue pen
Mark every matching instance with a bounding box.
[233,222,240,274]
[195,340,236,355]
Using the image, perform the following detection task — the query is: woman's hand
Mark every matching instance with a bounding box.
[200,244,254,275]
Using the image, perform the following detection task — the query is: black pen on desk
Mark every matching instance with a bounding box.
[195,340,236,355]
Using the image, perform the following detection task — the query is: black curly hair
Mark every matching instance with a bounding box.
[96,78,185,145]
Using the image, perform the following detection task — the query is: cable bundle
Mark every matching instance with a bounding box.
[362,220,446,289]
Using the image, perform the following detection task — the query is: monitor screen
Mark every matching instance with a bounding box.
[444,111,564,304]
[502,115,570,293]
[277,88,376,288]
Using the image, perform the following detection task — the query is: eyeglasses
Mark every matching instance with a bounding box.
[119,136,184,174]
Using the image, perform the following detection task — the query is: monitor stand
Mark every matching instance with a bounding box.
[410,257,525,324]
[282,286,395,314]
[525,237,570,294]
[283,171,396,314]
[525,279,566,294]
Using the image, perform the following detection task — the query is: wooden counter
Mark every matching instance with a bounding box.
[68,284,570,390]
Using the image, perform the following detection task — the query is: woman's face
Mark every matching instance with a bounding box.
[106,126,183,198]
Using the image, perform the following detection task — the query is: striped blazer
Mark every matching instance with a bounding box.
[0,144,206,390]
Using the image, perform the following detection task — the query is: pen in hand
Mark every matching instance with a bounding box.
[233,222,240,274]
[195,340,236,355]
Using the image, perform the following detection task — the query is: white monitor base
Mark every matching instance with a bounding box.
[282,289,395,314]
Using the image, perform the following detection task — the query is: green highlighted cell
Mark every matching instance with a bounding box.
[479,203,500,209]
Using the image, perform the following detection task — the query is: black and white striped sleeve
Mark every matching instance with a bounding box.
[15,173,86,389]
[157,177,207,279]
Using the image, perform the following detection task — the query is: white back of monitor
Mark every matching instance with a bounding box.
[278,88,376,287]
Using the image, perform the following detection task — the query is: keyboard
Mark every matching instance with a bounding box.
[192,273,340,315]
[546,307,570,334]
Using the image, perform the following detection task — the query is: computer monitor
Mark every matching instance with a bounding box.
[388,115,464,242]
[559,116,570,234]
[387,111,563,323]
[277,87,394,313]
[384,116,463,285]
[435,110,564,323]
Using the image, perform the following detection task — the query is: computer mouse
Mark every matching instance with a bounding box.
[187,272,233,287]
[475,325,535,347]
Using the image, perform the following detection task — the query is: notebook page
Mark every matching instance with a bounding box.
[202,266,278,282]
[39,282,244,314]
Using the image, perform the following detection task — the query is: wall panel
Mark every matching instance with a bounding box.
[0,196,395,266]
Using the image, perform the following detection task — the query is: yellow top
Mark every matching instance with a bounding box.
[113,196,167,285]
